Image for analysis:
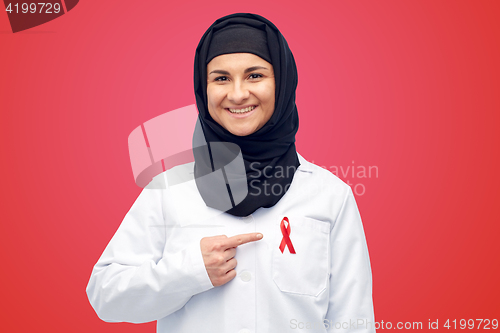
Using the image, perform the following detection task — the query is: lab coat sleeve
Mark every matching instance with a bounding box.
[325,187,375,332]
[86,185,214,323]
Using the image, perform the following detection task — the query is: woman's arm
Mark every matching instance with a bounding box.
[86,182,214,323]
[325,187,375,332]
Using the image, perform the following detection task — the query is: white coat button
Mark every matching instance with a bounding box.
[238,329,251,333]
[240,215,253,223]
[239,271,252,282]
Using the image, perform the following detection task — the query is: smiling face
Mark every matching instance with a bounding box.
[206,53,275,136]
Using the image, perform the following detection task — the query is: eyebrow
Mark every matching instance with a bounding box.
[208,66,269,75]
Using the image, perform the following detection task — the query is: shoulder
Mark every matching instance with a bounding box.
[278,153,354,224]
[145,162,195,190]
[297,153,350,192]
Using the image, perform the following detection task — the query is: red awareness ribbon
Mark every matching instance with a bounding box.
[279,217,296,254]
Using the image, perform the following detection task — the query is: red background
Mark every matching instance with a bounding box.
[1,1,499,331]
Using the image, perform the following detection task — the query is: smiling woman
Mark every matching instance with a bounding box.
[192,17,301,217]
[86,12,375,333]
[207,53,276,136]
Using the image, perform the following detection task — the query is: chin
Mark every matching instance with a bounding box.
[228,126,257,137]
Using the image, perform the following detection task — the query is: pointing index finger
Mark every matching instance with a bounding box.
[225,233,263,249]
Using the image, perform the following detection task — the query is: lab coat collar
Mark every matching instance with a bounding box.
[297,152,314,173]
[166,152,314,225]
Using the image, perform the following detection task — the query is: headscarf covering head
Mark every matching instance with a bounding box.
[193,13,300,217]
[206,24,272,64]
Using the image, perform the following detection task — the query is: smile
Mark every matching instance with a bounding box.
[227,106,256,114]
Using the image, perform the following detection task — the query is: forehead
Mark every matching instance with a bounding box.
[207,53,272,71]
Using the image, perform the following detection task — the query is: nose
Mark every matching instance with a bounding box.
[227,80,250,104]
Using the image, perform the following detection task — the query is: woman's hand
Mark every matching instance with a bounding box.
[200,233,263,287]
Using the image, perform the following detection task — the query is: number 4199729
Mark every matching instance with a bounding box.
[444,319,498,330]
[5,3,62,14]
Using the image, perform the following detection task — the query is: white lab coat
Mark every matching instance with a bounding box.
[86,153,375,332]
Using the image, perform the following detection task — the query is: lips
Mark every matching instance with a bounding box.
[227,105,256,114]
[224,105,258,118]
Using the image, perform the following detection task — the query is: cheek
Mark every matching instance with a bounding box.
[207,86,224,108]
[260,85,275,108]
[258,81,275,103]
[262,84,275,119]
[206,89,217,115]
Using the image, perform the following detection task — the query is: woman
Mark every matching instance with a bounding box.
[87,13,375,333]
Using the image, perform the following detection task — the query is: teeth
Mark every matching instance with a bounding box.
[228,106,256,113]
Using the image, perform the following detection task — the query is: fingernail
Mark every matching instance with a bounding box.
[256,233,263,239]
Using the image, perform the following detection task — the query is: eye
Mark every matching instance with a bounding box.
[214,76,228,82]
[248,73,263,79]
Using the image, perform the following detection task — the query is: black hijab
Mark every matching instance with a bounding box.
[193,13,300,217]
